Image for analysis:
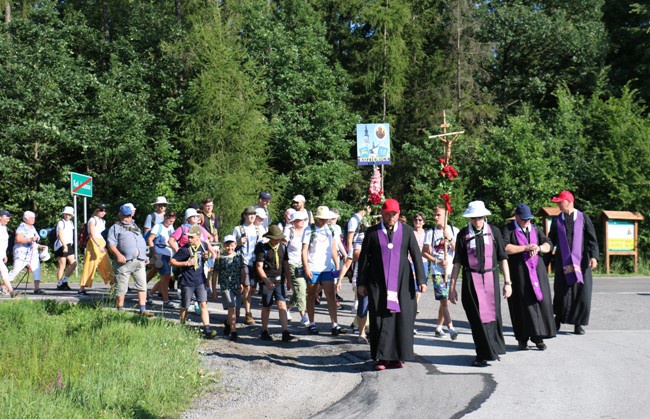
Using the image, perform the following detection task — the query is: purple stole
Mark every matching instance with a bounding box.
[466,224,496,323]
[513,223,544,301]
[378,222,403,313]
[556,211,585,285]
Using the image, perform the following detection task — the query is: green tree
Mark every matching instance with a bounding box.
[232,0,362,214]
[478,0,608,113]
[177,1,272,227]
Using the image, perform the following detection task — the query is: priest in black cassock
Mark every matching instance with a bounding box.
[450,201,512,367]
[548,190,599,335]
[357,198,427,371]
[502,204,556,351]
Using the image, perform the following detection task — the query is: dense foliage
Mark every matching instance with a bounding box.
[1,0,648,253]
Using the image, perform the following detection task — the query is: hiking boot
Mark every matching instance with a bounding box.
[261,330,273,341]
[203,328,217,339]
[245,312,255,325]
[307,324,319,335]
[331,325,347,336]
[282,330,295,342]
[230,332,238,342]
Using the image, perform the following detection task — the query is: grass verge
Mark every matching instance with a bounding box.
[0,300,206,418]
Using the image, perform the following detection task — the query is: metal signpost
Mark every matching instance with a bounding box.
[70,172,93,276]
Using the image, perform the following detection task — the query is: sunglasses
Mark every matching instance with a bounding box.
[99,209,107,212]
[414,218,423,222]
[158,204,167,207]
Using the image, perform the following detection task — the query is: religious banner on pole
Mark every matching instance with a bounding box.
[356,123,391,165]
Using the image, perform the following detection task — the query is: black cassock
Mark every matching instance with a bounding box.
[501,222,556,342]
[454,224,507,362]
[357,222,426,362]
[548,211,599,326]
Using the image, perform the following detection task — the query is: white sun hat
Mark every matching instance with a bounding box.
[61,206,74,216]
[462,201,492,218]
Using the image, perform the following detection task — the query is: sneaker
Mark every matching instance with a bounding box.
[163,300,175,309]
[331,325,347,336]
[286,308,293,321]
[449,330,459,341]
[435,329,446,338]
[63,282,72,291]
[56,284,67,291]
[203,328,217,339]
[139,310,154,318]
[33,288,45,295]
[230,332,238,342]
[116,306,125,312]
[245,312,255,326]
[282,330,295,342]
[307,324,319,335]
[300,314,310,327]
[0,288,9,296]
[77,289,88,296]
[261,330,273,341]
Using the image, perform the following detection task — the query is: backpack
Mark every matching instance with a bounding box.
[308,223,335,246]
[47,223,59,247]
[78,222,90,248]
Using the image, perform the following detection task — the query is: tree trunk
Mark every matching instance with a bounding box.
[175,0,182,24]
[4,1,11,24]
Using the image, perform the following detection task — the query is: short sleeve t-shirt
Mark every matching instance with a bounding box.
[232,224,266,265]
[425,226,459,276]
[55,219,75,250]
[217,253,244,291]
[144,212,165,230]
[302,224,334,272]
[149,223,175,257]
[173,242,209,287]
[283,226,303,266]
[254,242,288,278]
[171,224,210,248]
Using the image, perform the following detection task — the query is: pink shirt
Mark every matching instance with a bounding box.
[171,224,210,248]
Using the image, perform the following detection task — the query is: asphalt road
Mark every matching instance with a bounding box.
[314,276,650,419]
[6,275,649,418]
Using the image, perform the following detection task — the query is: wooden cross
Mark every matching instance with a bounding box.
[428,110,464,165]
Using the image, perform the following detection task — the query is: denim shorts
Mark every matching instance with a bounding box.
[181,283,208,308]
[308,270,336,285]
[261,281,286,307]
[157,255,172,276]
[221,288,241,310]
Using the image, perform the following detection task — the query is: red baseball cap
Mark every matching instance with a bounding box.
[551,190,574,203]
[382,198,400,213]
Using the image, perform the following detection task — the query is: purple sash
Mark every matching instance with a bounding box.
[556,211,584,285]
[378,222,403,313]
[513,223,544,301]
[466,224,496,323]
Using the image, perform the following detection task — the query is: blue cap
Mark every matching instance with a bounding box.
[0,210,11,217]
[259,191,272,200]
[119,205,133,216]
[515,204,534,220]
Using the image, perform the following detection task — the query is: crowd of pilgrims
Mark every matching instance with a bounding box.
[0,189,598,367]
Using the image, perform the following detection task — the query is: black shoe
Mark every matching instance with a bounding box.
[203,328,217,339]
[230,332,238,342]
[331,325,347,336]
[518,340,529,350]
[56,284,67,291]
[63,282,72,291]
[223,321,231,336]
[555,317,561,332]
[307,324,319,335]
[282,330,295,342]
[261,330,273,341]
[574,325,585,335]
[77,290,88,296]
[33,288,45,295]
[536,341,547,350]
[471,358,489,367]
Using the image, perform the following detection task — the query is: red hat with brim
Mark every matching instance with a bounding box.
[551,190,574,203]
[382,198,400,213]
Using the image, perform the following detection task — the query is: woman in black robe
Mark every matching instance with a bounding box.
[450,201,512,367]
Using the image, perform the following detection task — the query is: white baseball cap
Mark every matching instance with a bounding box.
[255,208,268,219]
[292,194,306,203]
